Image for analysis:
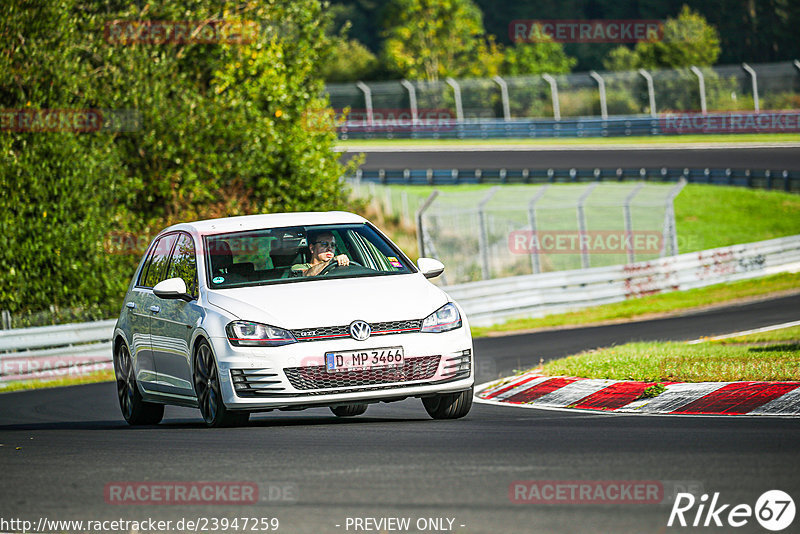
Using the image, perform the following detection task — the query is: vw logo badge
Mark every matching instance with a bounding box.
[349,320,371,341]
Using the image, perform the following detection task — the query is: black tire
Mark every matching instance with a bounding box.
[422,387,473,420]
[193,340,249,428]
[330,404,368,417]
[114,341,164,425]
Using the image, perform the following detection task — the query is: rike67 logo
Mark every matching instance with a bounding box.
[668,490,795,531]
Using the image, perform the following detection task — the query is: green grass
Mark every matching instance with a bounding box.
[470,271,800,337]
[0,369,114,393]
[541,339,800,382]
[675,186,800,252]
[338,133,800,147]
[713,325,800,345]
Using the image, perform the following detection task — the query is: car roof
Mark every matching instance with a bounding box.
[162,211,369,237]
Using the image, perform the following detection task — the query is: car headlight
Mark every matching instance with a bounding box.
[421,303,462,333]
[226,321,297,347]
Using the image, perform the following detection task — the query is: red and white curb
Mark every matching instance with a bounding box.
[475,372,800,416]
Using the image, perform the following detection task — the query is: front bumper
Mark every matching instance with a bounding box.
[207,327,474,411]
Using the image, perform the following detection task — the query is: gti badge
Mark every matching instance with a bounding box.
[349,320,371,341]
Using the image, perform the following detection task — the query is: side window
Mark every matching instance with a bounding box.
[142,234,178,288]
[136,244,157,287]
[166,233,198,296]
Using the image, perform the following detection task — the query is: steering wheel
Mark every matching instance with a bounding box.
[319,259,361,276]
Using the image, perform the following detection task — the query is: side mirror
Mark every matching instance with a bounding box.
[153,277,193,302]
[417,257,445,279]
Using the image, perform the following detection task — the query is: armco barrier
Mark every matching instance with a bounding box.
[337,112,800,140]
[443,235,800,326]
[349,167,800,193]
[1,235,798,383]
[0,319,115,384]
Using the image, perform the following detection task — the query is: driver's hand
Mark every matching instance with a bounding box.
[334,254,350,266]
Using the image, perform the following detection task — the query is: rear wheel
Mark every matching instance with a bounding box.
[422,387,473,419]
[330,404,368,417]
[114,342,164,425]
[193,340,249,428]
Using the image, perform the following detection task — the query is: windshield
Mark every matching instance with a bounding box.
[203,223,415,289]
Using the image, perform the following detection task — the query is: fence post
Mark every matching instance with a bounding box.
[492,76,511,121]
[400,79,419,125]
[542,74,561,120]
[742,63,760,112]
[577,183,599,269]
[662,178,687,256]
[623,184,644,264]
[527,185,551,274]
[355,81,374,125]
[638,69,657,117]
[690,66,707,114]
[589,71,608,119]
[446,77,464,121]
[416,191,440,259]
[478,187,500,280]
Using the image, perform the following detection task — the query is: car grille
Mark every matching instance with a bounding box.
[283,355,441,390]
[290,319,422,342]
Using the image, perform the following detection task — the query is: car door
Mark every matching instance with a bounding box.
[150,232,203,397]
[127,234,177,392]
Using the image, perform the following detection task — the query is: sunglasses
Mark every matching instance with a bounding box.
[314,240,336,249]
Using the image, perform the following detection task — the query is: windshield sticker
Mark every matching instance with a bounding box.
[212,276,225,284]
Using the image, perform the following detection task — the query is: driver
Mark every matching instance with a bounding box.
[291,230,350,277]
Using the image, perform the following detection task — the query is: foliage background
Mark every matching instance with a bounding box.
[0,0,354,323]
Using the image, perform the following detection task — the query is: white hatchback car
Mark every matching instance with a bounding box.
[113,212,474,427]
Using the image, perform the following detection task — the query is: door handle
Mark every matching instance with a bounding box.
[149,305,160,313]
[126,302,136,309]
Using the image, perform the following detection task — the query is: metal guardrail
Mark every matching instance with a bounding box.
[0,319,115,384]
[338,112,800,139]
[348,167,800,192]
[2,234,798,383]
[444,234,800,326]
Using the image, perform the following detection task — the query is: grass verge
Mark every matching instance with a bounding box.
[0,369,114,393]
[338,133,800,148]
[471,271,800,337]
[540,335,800,382]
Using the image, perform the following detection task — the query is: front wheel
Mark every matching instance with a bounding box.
[331,404,368,417]
[114,342,164,425]
[422,387,473,419]
[193,340,249,428]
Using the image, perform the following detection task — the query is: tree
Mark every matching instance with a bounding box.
[0,0,353,318]
[502,41,576,76]
[603,5,721,70]
[381,0,503,81]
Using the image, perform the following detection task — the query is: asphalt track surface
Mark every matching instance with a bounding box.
[1,295,798,534]
[339,145,800,170]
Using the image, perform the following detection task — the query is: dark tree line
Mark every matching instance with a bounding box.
[331,0,800,71]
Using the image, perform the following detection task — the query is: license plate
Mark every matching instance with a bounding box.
[325,347,404,373]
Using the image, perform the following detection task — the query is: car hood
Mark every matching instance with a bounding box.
[206,273,449,328]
